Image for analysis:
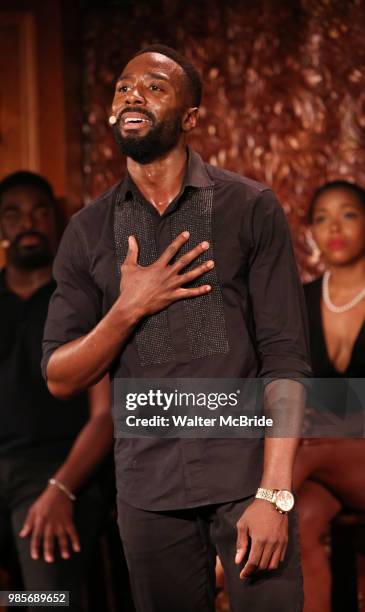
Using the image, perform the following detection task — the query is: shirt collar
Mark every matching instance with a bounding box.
[118,147,214,203]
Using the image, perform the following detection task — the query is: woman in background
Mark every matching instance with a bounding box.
[294,180,365,612]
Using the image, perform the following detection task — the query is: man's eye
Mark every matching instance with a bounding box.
[34,206,50,219]
[150,83,162,91]
[1,211,17,222]
[344,211,357,219]
[117,85,129,93]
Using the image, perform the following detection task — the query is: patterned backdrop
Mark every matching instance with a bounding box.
[82,0,365,279]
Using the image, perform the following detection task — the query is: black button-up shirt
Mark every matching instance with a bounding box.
[0,272,88,459]
[42,148,310,510]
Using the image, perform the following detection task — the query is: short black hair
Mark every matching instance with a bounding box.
[0,170,66,237]
[0,171,55,205]
[308,179,365,224]
[132,44,202,108]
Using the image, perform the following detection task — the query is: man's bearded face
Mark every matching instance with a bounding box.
[8,230,54,270]
[0,186,57,270]
[112,105,183,164]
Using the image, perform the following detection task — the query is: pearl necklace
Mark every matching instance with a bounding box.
[322,270,365,313]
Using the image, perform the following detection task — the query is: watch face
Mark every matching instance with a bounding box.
[276,490,295,512]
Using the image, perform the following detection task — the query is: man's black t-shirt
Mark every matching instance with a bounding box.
[0,272,88,459]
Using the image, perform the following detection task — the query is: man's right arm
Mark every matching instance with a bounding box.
[46,232,213,399]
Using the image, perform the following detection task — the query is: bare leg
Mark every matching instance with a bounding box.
[297,480,341,612]
[294,440,365,612]
[294,440,365,508]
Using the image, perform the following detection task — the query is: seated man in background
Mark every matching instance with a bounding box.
[0,171,113,610]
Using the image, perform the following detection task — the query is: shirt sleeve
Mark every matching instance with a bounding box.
[247,189,312,380]
[41,217,102,380]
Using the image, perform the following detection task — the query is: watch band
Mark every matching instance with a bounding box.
[255,487,277,503]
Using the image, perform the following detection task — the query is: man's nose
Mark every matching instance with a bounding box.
[19,211,36,230]
[125,85,145,105]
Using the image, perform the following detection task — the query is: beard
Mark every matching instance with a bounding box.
[8,231,53,270]
[112,109,183,164]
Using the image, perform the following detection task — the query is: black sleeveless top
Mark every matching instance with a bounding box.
[303,277,365,378]
[303,278,365,436]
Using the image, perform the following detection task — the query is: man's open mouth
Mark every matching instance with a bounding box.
[18,235,42,247]
[121,113,151,126]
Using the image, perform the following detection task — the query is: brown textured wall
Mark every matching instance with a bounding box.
[82,0,365,278]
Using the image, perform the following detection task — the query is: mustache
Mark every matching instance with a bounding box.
[12,231,48,248]
[117,107,156,123]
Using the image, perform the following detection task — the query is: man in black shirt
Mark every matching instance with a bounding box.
[43,45,310,611]
[0,171,113,610]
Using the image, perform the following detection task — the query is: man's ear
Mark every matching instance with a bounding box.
[0,224,9,249]
[181,107,199,133]
[0,227,9,267]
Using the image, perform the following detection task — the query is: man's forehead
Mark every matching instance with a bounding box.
[1,185,52,206]
[119,52,184,80]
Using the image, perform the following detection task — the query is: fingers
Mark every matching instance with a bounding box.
[174,285,212,300]
[32,524,79,563]
[176,260,214,286]
[171,239,210,272]
[157,231,191,265]
[124,235,139,265]
[239,538,286,577]
[43,524,55,563]
[19,511,34,539]
[65,522,81,554]
[240,541,263,580]
[268,546,283,570]
[56,528,71,560]
[257,541,278,570]
[30,518,44,560]
[235,522,249,566]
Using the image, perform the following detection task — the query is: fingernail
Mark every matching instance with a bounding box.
[206,260,214,268]
[205,285,211,291]
[235,550,241,563]
[182,231,190,238]
[201,241,209,249]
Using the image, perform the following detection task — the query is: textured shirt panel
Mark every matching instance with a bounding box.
[169,186,229,360]
[114,194,176,367]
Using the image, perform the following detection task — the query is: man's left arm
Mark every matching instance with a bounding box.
[235,190,311,579]
[19,375,113,563]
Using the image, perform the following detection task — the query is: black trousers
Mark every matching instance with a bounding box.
[117,495,303,612]
[0,453,103,611]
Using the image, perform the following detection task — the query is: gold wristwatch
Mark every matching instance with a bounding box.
[255,487,295,513]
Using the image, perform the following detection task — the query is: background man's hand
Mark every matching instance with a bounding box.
[119,231,214,318]
[19,485,80,563]
[235,499,288,579]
